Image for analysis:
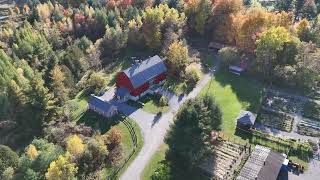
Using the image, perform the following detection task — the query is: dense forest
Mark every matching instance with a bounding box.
[0,0,320,179]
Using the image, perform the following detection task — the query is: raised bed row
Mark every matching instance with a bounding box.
[200,141,247,180]
[257,110,294,132]
[297,119,320,137]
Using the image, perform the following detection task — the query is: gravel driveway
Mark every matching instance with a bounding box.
[119,73,212,180]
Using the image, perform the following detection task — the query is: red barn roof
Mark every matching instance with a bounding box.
[123,55,167,88]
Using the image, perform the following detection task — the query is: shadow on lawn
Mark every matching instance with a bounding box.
[213,71,266,113]
[77,111,126,134]
[127,94,161,109]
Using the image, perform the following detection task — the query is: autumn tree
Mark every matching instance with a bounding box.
[232,7,269,52]
[26,144,39,161]
[128,15,144,47]
[296,18,312,41]
[16,139,64,180]
[255,26,291,79]
[101,25,128,57]
[142,4,186,50]
[45,153,78,180]
[12,22,52,70]
[65,135,85,157]
[212,0,243,44]
[78,72,107,95]
[185,0,212,35]
[50,65,69,104]
[78,136,109,177]
[165,41,189,73]
[143,5,165,49]
[36,2,53,22]
[105,127,122,149]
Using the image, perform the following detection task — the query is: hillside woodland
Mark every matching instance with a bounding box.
[0,0,319,179]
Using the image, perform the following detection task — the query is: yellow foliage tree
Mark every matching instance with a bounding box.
[166,41,189,72]
[26,145,39,161]
[36,3,53,22]
[66,135,85,156]
[296,19,310,38]
[45,153,78,180]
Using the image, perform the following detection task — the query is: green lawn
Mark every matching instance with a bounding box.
[64,90,89,121]
[163,77,197,95]
[199,71,265,137]
[141,144,168,180]
[198,72,313,166]
[127,94,169,114]
[105,117,144,179]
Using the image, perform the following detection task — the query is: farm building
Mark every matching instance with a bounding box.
[237,145,287,180]
[88,95,118,118]
[236,110,257,129]
[116,55,167,101]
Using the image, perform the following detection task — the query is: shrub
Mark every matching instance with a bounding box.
[151,163,172,180]
[303,101,320,121]
[0,145,19,173]
[65,135,85,157]
[218,47,240,67]
[2,167,14,180]
[185,66,200,85]
[159,96,168,107]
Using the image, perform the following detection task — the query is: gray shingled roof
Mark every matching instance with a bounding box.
[116,87,129,97]
[237,110,257,126]
[123,55,167,89]
[89,95,115,112]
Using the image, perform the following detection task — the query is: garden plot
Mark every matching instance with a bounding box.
[199,140,248,180]
[262,92,303,114]
[257,110,294,132]
[298,119,320,137]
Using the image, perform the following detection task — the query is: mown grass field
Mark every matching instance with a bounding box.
[199,71,265,137]
[199,72,312,166]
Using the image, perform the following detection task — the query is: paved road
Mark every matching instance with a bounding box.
[119,73,212,180]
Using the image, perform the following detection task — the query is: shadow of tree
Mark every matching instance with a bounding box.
[213,71,266,113]
[77,111,125,134]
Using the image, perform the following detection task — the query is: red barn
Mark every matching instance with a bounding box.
[116,55,167,101]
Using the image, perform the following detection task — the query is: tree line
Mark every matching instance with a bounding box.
[0,0,319,179]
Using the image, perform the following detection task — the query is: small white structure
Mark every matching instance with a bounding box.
[229,65,245,75]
